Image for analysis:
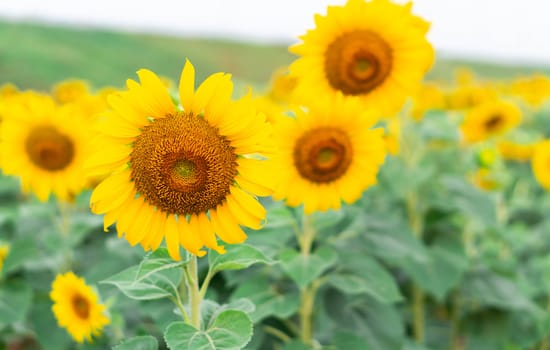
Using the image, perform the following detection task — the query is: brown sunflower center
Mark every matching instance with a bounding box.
[25,126,75,171]
[293,127,353,183]
[72,295,90,319]
[324,30,393,96]
[484,115,503,131]
[130,113,238,215]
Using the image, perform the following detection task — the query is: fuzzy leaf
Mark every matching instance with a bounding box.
[165,310,253,350]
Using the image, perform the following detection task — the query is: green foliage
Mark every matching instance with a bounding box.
[113,336,159,350]
[164,310,253,350]
[3,19,550,350]
[102,248,188,301]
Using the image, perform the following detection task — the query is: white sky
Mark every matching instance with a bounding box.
[1,0,549,65]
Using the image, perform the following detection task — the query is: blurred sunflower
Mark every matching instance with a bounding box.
[532,140,550,190]
[0,93,92,201]
[497,140,535,162]
[50,272,110,343]
[289,0,433,116]
[460,100,521,144]
[52,79,90,104]
[0,83,19,98]
[272,99,385,213]
[0,243,9,273]
[88,60,273,260]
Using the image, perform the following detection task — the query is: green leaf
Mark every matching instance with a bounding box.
[231,276,299,322]
[359,216,429,265]
[101,248,187,301]
[165,310,253,350]
[281,340,313,350]
[327,256,402,304]
[333,331,371,350]
[30,297,72,350]
[461,269,541,313]
[2,238,39,274]
[400,235,468,301]
[0,280,33,323]
[441,176,497,228]
[326,290,404,350]
[201,298,255,329]
[279,245,337,289]
[208,244,274,274]
[113,335,158,350]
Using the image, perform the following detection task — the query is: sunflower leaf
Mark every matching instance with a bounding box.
[101,248,187,301]
[230,276,299,323]
[279,245,337,289]
[0,280,33,323]
[164,310,253,350]
[113,335,159,350]
[208,244,274,274]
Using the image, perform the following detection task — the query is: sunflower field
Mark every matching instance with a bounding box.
[2,0,550,349]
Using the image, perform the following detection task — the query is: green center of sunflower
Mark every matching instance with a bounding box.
[325,30,393,96]
[484,114,503,131]
[294,127,353,183]
[72,295,90,319]
[25,126,75,171]
[130,112,238,215]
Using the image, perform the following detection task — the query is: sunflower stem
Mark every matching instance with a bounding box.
[450,291,463,350]
[407,190,426,344]
[198,269,214,300]
[185,255,202,329]
[297,213,317,345]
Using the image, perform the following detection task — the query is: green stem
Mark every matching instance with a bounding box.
[172,295,191,324]
[264,325,291,343]
[299,214,315,258]
[407,190,425,344]
[199,269,215,300]
[185,255,202,329]
[297,213,317,345]
[450,292,462,350]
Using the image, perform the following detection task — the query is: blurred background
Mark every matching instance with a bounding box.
[0,0,549,90]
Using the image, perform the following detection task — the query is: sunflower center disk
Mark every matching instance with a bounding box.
[484,115,503,131]
[25,126,75,171]
[130,113,238,215]
[72,295,90,319]
[325,30,393,95]
[294,127,353,183]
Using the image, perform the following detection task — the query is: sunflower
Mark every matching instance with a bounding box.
[497,140,535,162]
[289,0,434,116]
[532,140,550,190]
[52,79,90,104]
[0,92,92,201]
[271,99,385,213]
[50,272,109,343]
[88,60,273,260]
[460,100,521,144]
[0,83,19,98]
[0,243,9,273]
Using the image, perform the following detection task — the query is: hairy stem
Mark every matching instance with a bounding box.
[297,213,317,345]
[407,189,426,343]
[185,255,202,329]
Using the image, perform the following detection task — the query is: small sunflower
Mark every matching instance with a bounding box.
[50,272,110,343]
[0,92,92,201]
[532,140,550,190]
[290,0,434,116]
[497,140,535,162]
[52,79,90,104]
[88,60,273,260]
[0,243,9,273]
[272,99,386,213]
[460,100,521,144]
